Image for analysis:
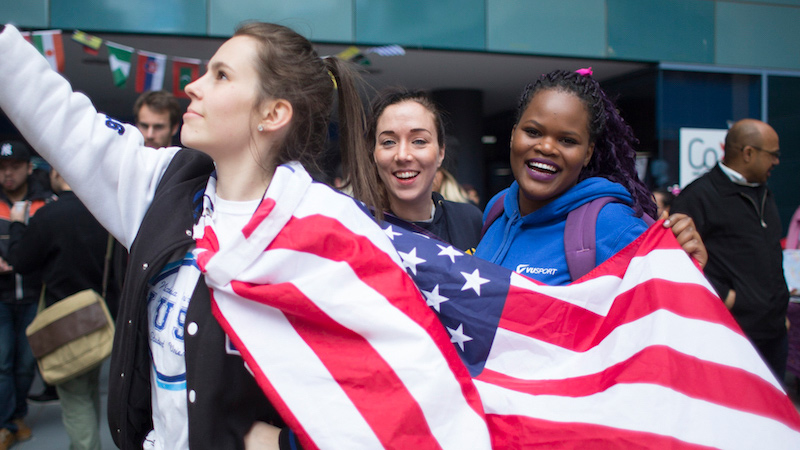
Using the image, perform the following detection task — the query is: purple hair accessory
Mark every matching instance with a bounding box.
[575,67,593,77]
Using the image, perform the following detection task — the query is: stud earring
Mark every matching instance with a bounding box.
[257,125,264,132]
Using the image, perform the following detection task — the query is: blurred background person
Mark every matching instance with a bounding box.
[672,118,790,380]
[133,90,181,149]
[6,168,109,450]
[0,140,54,448]
[432,167,472,204]
[652,185,678,218]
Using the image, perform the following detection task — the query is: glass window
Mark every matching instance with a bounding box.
[655,70,761,187]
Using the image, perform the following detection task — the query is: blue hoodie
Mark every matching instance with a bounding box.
[475,177,648,286]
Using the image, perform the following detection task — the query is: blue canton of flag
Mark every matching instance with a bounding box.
[380,217,508,376]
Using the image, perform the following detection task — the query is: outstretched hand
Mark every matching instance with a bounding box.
[662,212,708,269]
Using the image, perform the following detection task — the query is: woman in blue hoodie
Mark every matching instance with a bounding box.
[476,69,704,285]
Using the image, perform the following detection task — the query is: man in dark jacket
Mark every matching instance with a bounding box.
[672,119,789,380]
[0,140,53,448]
[7,168,108,450]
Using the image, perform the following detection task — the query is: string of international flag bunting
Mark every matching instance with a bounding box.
[21,29,405,98]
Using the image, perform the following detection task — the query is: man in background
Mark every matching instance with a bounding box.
[133,90,181,149]
[672,118,790,380]
[0,140,53,449]
[7,168,108,450]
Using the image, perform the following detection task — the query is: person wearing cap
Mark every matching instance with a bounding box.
[0,139,53,448]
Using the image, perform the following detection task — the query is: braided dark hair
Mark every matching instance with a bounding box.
[515,70,656,219]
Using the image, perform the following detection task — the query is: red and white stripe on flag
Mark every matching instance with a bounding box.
[476,226,800,449]
[197,169,491,450]
[30,30,65,73]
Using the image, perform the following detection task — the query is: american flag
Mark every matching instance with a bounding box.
[194,163,491,450]
[383,217,800,449]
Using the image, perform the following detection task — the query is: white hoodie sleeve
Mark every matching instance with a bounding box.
[0,24,180,249]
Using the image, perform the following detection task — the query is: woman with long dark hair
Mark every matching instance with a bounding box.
[0,23,488,450]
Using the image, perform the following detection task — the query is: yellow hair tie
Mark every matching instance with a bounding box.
[327,70,338,90]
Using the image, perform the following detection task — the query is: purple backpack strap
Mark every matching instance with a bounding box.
[642,212,656,227]
[480,193,507,237]
[564,196,617,281]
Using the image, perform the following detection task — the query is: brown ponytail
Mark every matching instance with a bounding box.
[233,22,385,215]
[323,57,385,217]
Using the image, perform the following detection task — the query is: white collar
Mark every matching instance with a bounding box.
[718,162,760,187]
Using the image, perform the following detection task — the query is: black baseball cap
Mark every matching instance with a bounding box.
[0,140,31,162]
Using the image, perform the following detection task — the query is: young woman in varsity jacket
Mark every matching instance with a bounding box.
[0,23,490,450]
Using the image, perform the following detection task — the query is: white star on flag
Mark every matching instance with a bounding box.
[437,244,462,264]
[421,285,449,312]
[447,323,473,351]
[383,225,401,240]
[461,269,489,295]
[398,247,426,275]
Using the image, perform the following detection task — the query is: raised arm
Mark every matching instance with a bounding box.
[0,24,177,248]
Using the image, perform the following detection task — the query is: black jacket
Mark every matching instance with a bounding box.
[6,191,106,307]
[0,177,54,303]
[107,150,289,450]
[671,164,789,340]
[408,192,483,252]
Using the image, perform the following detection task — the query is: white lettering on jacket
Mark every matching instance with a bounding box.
[515,264,557,276]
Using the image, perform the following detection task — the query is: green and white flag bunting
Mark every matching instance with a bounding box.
[106,42,134,88]
[31,30,65,73]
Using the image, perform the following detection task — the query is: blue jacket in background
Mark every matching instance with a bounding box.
[475,177,648,286]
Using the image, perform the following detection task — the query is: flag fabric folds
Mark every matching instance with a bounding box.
[189,160,800,450]
[30,30,65,73]
[192,163,491,450]
[135,50,167,93]
[171,57,200,99]
[383,217,800,449]
[106,42,133,88]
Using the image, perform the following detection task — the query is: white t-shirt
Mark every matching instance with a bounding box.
[144,194,261,450]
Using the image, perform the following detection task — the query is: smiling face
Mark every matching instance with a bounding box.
[510,88,594,216]
[373,100,445,221]
[181,35,264,161]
